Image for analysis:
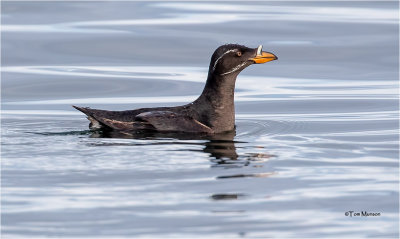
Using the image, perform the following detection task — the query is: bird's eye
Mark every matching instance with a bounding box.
[236,52,242,57]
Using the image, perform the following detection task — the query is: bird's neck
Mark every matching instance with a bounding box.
[192,72,238,132]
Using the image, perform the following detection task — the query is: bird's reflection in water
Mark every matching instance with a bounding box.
[203,130,238,163]
[89,129,275,168]
[210,193,246,200]
[90,129,239,159]
[88,129,276,203]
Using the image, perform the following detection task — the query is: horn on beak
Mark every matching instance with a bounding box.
[249,45,278,64]
[257,45,262,55]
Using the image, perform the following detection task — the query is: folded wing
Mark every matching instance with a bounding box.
[135,111,213,133]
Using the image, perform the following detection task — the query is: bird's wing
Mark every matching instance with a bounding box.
[73,106,212,133]
[98,118,154,131]
[135,111,214,133]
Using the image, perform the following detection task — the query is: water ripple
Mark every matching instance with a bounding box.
[2,65,397,106]
[2,3,396,35]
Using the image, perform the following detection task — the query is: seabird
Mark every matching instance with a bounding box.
[73,44,277,134]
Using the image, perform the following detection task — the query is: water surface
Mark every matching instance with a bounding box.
[1,1,399,238]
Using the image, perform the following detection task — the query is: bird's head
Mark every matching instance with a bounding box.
[210,44,277,76]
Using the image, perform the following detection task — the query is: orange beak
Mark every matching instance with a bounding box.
[249,45,278,64]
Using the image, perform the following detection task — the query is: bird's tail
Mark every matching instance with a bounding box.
[72,105,93,117]
[72,105,104,129]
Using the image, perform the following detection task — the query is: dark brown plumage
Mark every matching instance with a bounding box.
[73,44,277,134]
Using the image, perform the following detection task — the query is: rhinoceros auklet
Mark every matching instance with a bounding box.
[73,44,277,134]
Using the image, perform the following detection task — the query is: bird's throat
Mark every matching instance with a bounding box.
[193,73,238,132]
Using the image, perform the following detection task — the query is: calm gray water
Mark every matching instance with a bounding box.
[1,1,399,238]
